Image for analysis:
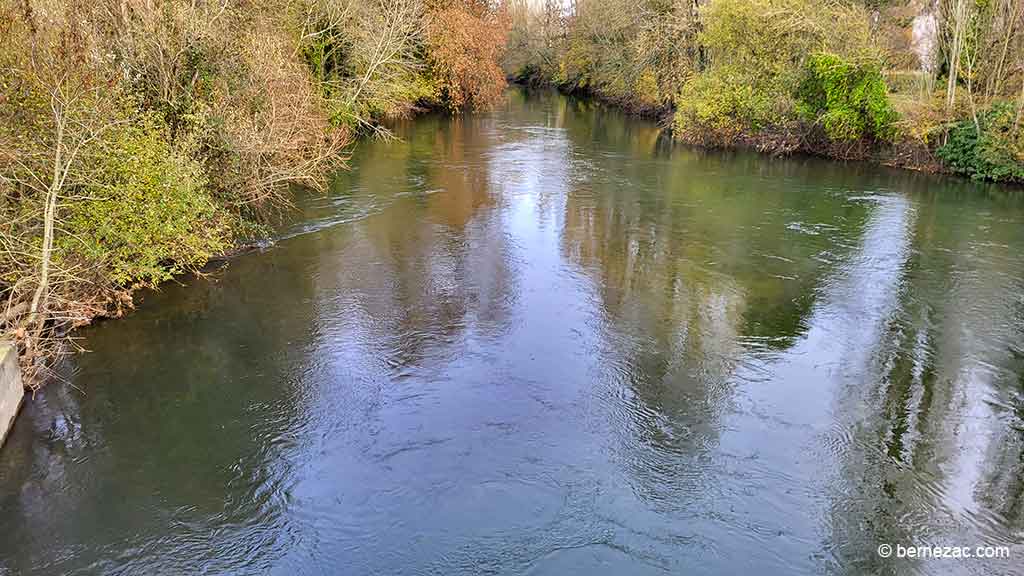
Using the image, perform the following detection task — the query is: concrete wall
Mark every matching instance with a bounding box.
[0,341,24,449]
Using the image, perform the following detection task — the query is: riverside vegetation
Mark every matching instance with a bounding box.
[1,0,1022,385]
[505,0,1023,176]
[0,0,508,382]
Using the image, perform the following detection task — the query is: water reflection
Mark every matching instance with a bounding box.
[0,89,1022,575]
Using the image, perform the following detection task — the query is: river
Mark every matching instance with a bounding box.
[1,89,1022,575]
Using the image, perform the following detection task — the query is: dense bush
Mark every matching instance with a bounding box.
[509,0,697,113]
[672,0,877,143]
[504,0,565,86]
[796,52,898,141]
[426,0,510,110]
[700,0,874,77]
[63,116,229,287]
[554,0,634,97]
[300,0,439,129]
[503,0,1022,172]
[0,0,510,377]
[937,102,1024,183]
[674,66,786,140]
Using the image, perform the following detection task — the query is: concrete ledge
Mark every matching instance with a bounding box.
[0,341,24,449]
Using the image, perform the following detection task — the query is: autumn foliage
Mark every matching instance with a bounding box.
[426,0,510,110]
[0,0,514,382]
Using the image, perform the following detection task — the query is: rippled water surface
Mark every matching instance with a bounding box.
[2,90,1024,575]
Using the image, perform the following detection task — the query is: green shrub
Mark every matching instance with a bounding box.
[62,115,231,287]
[937,102,1024,183]
[674,0,880,144]
[796,52,898,141]
[674,66,787,139]
[699,0,875,80]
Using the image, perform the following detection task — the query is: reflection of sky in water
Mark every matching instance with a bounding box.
[0,90,1022,576]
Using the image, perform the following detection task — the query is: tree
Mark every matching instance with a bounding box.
[426,0,510,110]
[0,1,127,376]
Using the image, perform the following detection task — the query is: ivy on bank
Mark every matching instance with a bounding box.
[937,102,1024,183]
[796,52,898,142]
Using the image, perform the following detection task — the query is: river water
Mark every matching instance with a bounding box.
[1,89,1023,575]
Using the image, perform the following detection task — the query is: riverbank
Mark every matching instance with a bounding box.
[0,0,510,385]
[529,79,951,178]
[504,0,1023,185]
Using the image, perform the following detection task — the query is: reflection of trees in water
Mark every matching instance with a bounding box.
[552,92,1024,572]
[822,174,1024,575]
[555,97,882,507]
[309,108,518,375]
[979,320,1024,532]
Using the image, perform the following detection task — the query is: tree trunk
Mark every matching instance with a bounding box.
[1015,79,1023,128]
[946,0,968,113]
[27,105,64,339]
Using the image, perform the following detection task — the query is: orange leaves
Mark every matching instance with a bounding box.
[425,0,509,110]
